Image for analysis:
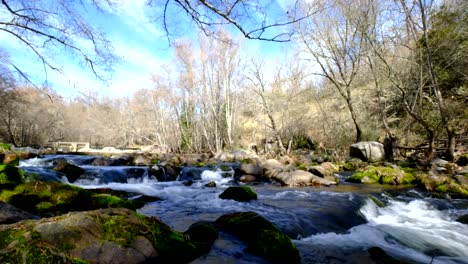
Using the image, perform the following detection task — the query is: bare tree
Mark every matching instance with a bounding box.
[297,0,368,142]
[247,59,286,155]
[151,0,322,42]
[0,0,118,83]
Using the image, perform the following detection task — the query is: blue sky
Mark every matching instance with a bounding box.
[0,0,295,99]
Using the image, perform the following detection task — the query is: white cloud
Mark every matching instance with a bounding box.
[109,0,163,37]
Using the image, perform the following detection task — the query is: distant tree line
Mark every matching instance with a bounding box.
[0,0,466,160]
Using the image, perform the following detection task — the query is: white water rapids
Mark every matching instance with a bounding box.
[18,155,468,263]
[297,199,468,264]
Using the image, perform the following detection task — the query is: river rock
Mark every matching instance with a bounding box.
[456,214,468,225]
[350,141,385,162]
[0,208,211,263]
[0,164,25,186]
[0,201,38,224]
[346,166,415,185]
[240,175,257,183]
[52,159,84,183]
[240,162,263,176]
[133,155,152,166]
[205,181,216,188]
[1,181,143,216]
[276,170,337,187]
[219,186,257,202]
[368,247,408,264]
[183,221,219,254]
[215,211,300,264]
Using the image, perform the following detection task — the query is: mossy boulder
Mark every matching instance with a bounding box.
[183,221,219,254]
[0,164,25,186]
[53,159,85,183]
[215,211,300,264]
[346,166,415,185]
[0,181,143,216]
[219,186,257,202]
[0,208,211,264]
[0,201,38,224]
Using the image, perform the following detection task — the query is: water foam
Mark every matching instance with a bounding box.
[297,198,468,263]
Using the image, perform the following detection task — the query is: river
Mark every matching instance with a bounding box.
[19,155,468,264]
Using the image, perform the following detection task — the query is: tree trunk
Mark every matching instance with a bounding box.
[446,127,456,161]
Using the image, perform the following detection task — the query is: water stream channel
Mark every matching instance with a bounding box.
[19,155,468,264]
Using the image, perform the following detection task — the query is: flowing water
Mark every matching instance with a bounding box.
[20,155,468,264]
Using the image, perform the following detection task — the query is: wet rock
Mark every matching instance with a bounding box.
[368,247,408,264]
[183,180,193,186]
[179,166,207,181]
[215,211,300,264]
[0,201,38,224]
[456,214,468,225]
[346,166,415,185]
[0,165,25,186]
[349,141,385,162]
[184,221,219,254]
[205,181,216,188]
[0,208,209,263]
[52,159,84,183]
[219,186,257,202]
[149,165,166,181]
[240,175,257,183]
[130,195,161,203]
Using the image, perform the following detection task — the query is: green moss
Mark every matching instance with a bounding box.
[215,212,300,263]
[195,162,206,167]
[1,181,142,216]
[103,216,138,246]
[435,182,468,197]
[296,163,308,171]
[346,171,380,184]
[92,194,143,210]
[219,186,257,202]
[219,165,231,171]
[248,229,300,263]
[346,166,415,185]
[0,143,12,151]
[0,229,69,264]
[0,165,25,185]
[368,195,385,208]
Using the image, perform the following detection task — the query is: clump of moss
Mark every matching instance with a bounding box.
[346,166,416,185]
[0,165,25,185]
[0,228,74,263]
[0,181,142,216]
[0,143,12,151]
